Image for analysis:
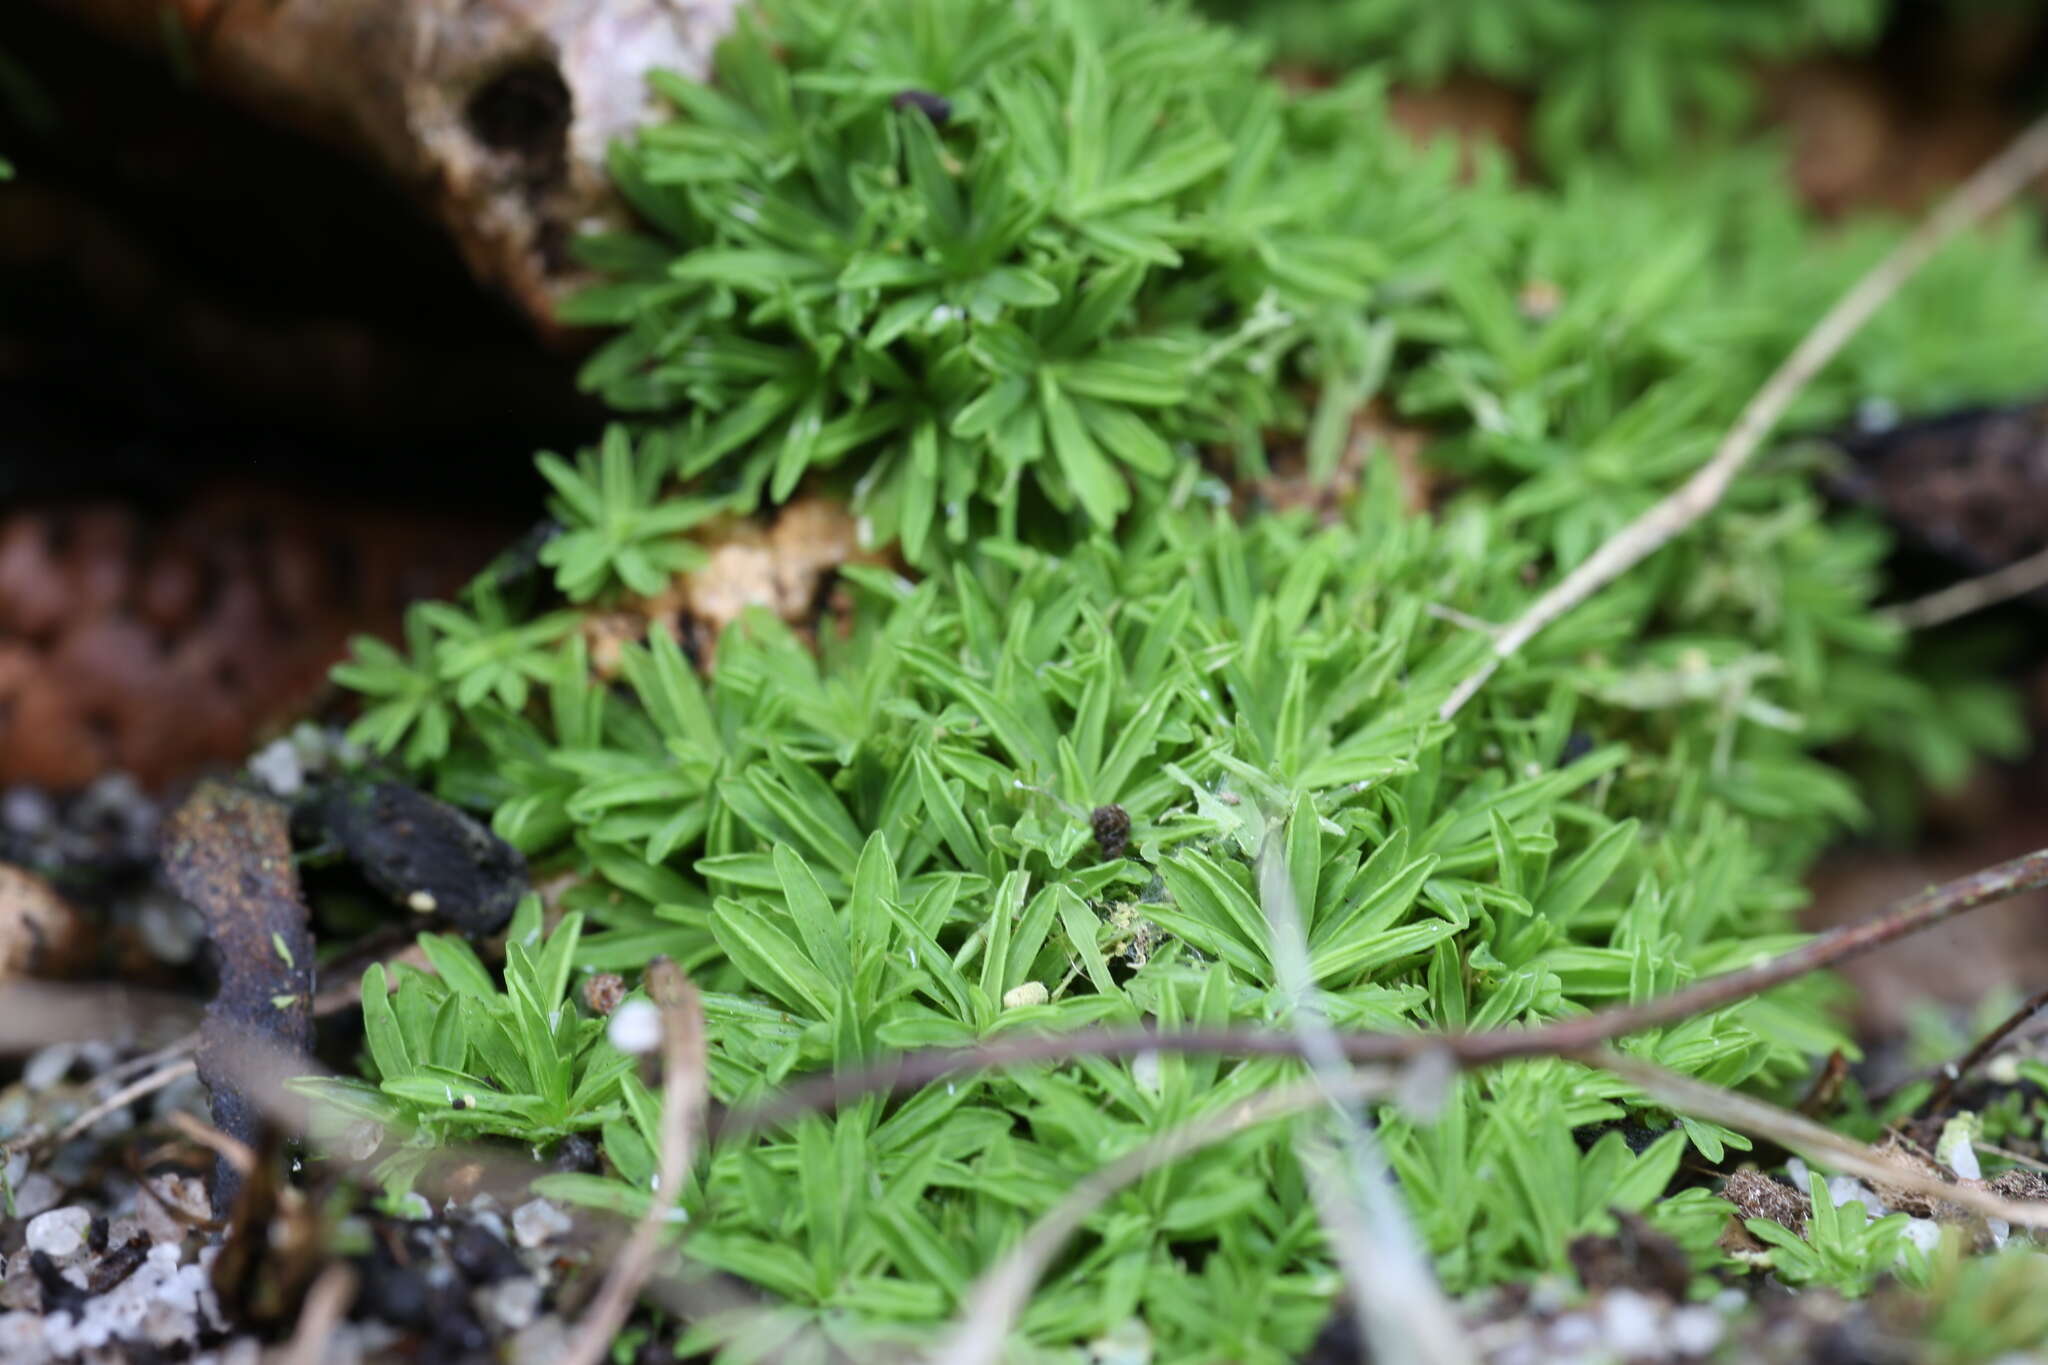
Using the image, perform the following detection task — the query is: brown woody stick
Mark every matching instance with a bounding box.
[721,845,2048,1136]
[1922,984,2048,1117]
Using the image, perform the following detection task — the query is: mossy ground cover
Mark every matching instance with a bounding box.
[318,0,2048,1356]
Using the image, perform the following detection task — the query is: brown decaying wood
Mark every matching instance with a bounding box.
[38,0,740,337]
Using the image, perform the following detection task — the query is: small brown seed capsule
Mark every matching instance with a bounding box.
[1090,804,1131,861]
[582,971,627,1016]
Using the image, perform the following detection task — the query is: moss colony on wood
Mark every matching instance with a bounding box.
[323,0,2048,1356]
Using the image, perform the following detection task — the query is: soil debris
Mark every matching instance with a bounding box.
[1721,1168,1813,1234]
[1567,1209,1692,1300]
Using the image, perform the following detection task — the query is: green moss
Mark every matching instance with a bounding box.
[319,0,2048,1354]
[1198,0,1887,165]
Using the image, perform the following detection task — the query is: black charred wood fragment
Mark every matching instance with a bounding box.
[30,1250,92,1315]
[312,779,526,937]
[87,1235,153,1294]
[159,782,314,1219]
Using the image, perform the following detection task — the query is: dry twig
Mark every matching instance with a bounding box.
[562,959,708,1365]
[1590,1050,2048,1231]
[1253,827,1468,1365]
[1437,110,2048,721]
[1922,985,2048,1117]
[1887,543,2048,629]
[271,1262,359,1365]
[165,1110,258,1178]
[52,1058,198,1147]
[932,1070,1394,1365]
[723,845,2048,1134]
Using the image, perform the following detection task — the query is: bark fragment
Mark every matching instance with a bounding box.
[159,782,315,1217]
[40,0,741,336]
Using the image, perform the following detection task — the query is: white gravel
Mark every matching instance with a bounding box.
[476,1276,543,1333]
[24,1207,91,1260]
[511,1198,571,1249]
[1597,1290,1663,1358]
[606,998,662,1054]
[9,1173,62,1221]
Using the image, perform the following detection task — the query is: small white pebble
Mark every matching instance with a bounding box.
[607,999,663,1054]
[475,1276,543,1333]
[1669,1304,1724,1357]
[1936,1114,1982,1180]
[1826,1176,1882,1215]
[343,1120,385,1163]
[247,739,304,797]
[511,1199,572,1249]
[24,1206,92,1260]
[1902,1218,1944,1255]
[1001,981,1049,1010]
[0,1311,50,1365]
[139,1173,209,1247]
[1546,1312,1597,1352]
[10,1173,62,1221]
[139,892,208,965]
[406,889,438,914]
[1598,1290,1663,1358]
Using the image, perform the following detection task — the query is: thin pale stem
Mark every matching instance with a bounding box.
[1438,110,2048,722]
[1888,543,2048,630]
[562,960,708,1365]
